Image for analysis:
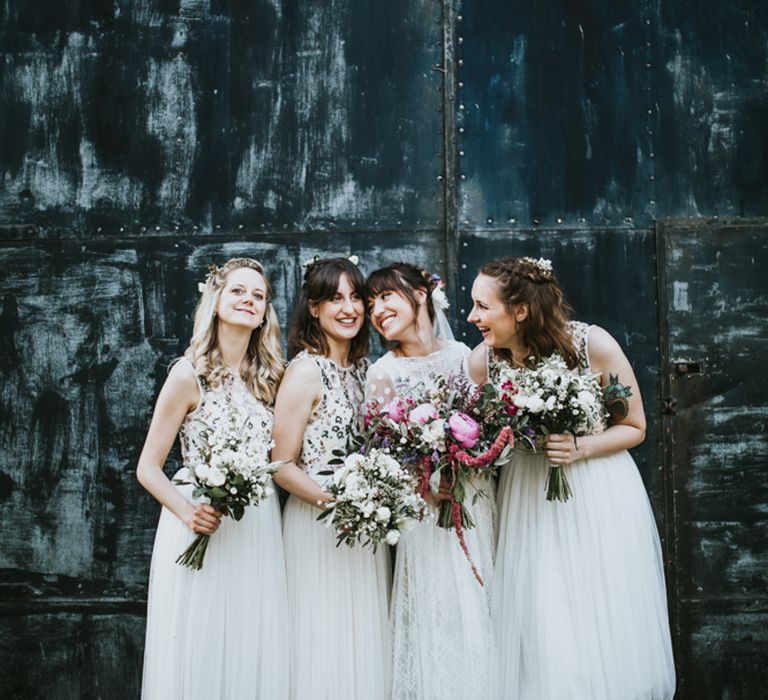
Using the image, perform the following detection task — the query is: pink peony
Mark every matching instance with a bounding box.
[447,412,481,448]
[409,403,439,425]
[384,398,408,423]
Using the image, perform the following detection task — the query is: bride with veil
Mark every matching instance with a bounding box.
[364,263,496,700]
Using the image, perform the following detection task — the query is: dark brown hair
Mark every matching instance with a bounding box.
[287,258,369,361]
[480,257,579,369]
[364,262,437,327]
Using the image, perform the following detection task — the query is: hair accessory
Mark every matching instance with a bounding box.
[198,264,220,293]
[302,255,321,271]
[348,254,359,265]
[521,257,553,277]
[429,274,450,311]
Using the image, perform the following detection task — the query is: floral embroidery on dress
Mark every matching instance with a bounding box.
[289,351,369,483]
[178,360,273,476]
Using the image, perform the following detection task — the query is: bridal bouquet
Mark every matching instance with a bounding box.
[494,353,606,502]
[174,409,279,570]
[360,374,515,584]
[317,449,426,552]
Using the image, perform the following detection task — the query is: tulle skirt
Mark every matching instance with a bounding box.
[391,476,496,700]
[142,471,290,700]
[283,495,392,700]
[493,450,676,700]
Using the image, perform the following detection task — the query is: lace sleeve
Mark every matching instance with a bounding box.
[365,360,396,406]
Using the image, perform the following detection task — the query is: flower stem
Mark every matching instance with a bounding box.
[176,533,211,570]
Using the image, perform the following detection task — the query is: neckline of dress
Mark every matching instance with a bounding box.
[306,351,358,371]
[389,341,454,361]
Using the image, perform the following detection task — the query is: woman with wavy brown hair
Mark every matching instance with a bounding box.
[137,258,289,699]
[272,257,391,700]
[466,256,675,700]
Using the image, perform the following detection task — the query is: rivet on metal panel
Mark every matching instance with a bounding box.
[458,37,463,44]
[459,127,465,134]
[193,226,199,231]
[649,175,655,181]
[175,225,180,231]
[459,150,465,156]
[459,104,465,111]
[238,224,244,231]
[649,152,655,159]
[487,218,493,224]
[464,219,470,225]
[141,226,147,232]
[460,309,466,314]
[556,217,563,224]
[458,59,464,67]
[461,285,466,291]
[532,217,540,225]
[462,242,468,247]
[460,174,467,180]
[120,227,125,232]
[458,82,464,88]
[437,175,443,181]
[155,226,160,231]
[97,227,103,233]
[509,218,516,224]
[457,14,463,21]
[461,264,467,269]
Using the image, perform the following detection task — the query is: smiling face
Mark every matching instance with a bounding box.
[216,267,268,330]
[467,273,527,349]
[312,273,365,344]
[368,287,425,342]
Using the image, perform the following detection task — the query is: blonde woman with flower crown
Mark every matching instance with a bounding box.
[272,258,391,700]
[365,262,496,700]
[137,258,290,699]
[466,256,675,700]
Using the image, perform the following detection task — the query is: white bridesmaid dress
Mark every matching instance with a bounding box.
[142,361,290,699]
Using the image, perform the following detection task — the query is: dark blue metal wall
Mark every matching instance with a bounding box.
[1,1,766,698]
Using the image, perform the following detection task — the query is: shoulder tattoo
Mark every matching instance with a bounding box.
[603,373,633,423]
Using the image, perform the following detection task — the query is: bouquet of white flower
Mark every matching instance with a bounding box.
[174,409,280,570]
[317,449,427,552]
[496,353,606,502]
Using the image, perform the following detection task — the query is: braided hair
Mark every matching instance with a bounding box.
[480,257,578,369]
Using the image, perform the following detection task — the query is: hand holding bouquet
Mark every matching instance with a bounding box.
[495,353,606,502]
[174,409,279,570]
[317,449,427,552]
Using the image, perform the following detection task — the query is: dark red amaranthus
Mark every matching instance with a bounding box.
[445,426,515,585]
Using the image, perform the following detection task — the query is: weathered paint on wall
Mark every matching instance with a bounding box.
[1,0,767,698]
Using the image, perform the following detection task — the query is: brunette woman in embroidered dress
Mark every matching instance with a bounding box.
[272,258,391,700]
[137,258,290,699]
[466,256,675,700]
[365,262,495,700]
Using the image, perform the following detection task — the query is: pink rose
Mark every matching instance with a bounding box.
[384,398,408,423]
[448,412,481,448]
[409,403,439,425]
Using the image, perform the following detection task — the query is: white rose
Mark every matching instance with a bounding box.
[385,530,400,545]
[194,463,211,480]
[513,395,529,409]
[333,465,352,487]
[576,390,597,408]
[421,420,446,449]
[344,453,366,470]
[376,506,391,522]
[545,395,557,411]
[207,467,226,487]
[361,501,376,517]
[527,396,545,413]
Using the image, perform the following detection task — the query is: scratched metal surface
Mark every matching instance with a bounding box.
[0,1,445,234]
[0,232,445,698]
[1,0,767,697]
[456,0,768,228]
[658,220,768,700]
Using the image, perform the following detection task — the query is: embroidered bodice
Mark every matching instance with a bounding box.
[178,359,273,469]
[365,340,471,405]
[291,351,369,483]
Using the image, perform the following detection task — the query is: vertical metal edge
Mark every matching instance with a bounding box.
[440,0,460,310]
[654,218,682,675]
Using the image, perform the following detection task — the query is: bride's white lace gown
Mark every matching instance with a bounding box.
[142,360,290,699]
[366,341,496,700]
[282,351,392,700]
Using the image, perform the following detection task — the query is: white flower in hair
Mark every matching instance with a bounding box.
[431,286,450,311]
[521,257,553,277]
[348,255,359,265]
[197,282,206,293]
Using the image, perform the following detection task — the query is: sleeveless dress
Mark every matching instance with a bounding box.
[366,341,496,700]
[490,322,676,700]
[142,361,290,699]
[281,351,392,700]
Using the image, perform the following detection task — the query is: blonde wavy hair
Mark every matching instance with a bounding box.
[184,258,284,404]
